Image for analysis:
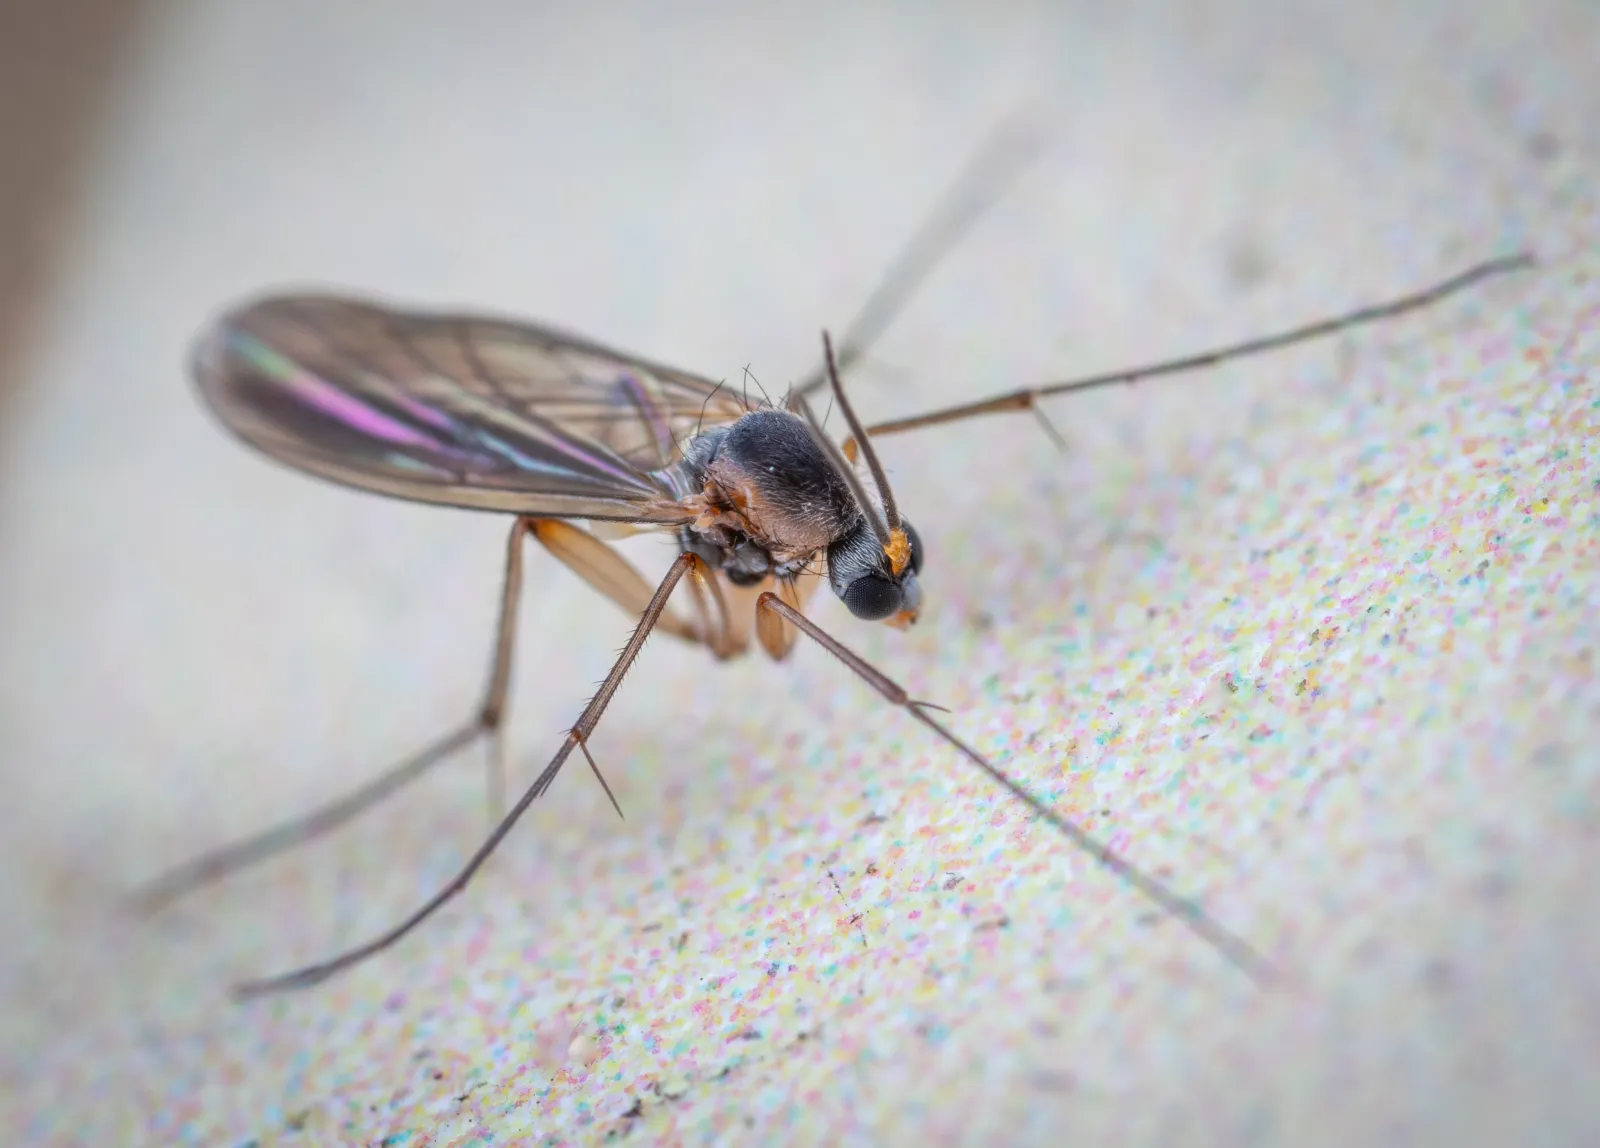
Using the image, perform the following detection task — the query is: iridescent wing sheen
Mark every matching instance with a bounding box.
[191,293,754,523]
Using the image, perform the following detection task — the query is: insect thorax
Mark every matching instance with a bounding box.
[665,408,863,586]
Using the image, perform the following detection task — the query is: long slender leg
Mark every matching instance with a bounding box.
[790,116,1045,400]
[135,518,699,911]
[478,518,537,825]
[860,253,1534,441]
[756,592,1276,984]
[484,729,508,827]
[532,520,700,642]
[680,557,742,661]
[755,572,823,661]
[134,517,540,911]
[233,552,702,997]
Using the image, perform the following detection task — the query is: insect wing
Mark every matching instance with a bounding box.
[191,295,751,522]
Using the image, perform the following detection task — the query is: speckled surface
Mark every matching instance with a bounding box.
[3,2,1599,1146]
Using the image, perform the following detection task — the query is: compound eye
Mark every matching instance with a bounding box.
[902,520,924,575]
[842,573,903,621]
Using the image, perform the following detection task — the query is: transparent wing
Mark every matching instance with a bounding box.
[191,294,754,523]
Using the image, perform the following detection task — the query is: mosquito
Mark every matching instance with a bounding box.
[140,139,1533,998]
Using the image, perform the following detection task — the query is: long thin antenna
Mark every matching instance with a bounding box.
[821,331,901,530]
[795,392,891,549]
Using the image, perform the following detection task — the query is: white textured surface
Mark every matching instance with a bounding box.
[2,2,1598,1145]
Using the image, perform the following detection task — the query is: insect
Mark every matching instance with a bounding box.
[139,137,1533,997]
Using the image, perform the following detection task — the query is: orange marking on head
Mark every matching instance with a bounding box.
[884,527,911,577]
[886,606,919,629]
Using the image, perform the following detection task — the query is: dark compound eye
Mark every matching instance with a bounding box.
[841,573,903,621]
[902,520,924,575]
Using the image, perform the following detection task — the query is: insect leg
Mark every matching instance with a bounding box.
[790,115,1046,400]
[531,520,701,643]
[134,516,556,911]
[680,559,742,661]
[136,517,719,910]
[232,552,702,997]
[754,591,1277,984]
[858,253,1535,442]
[754,573,823,661]
[498,523,709,821]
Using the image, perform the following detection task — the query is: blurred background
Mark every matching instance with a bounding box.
[0,2,146,397]
[1,2,1597,1146]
